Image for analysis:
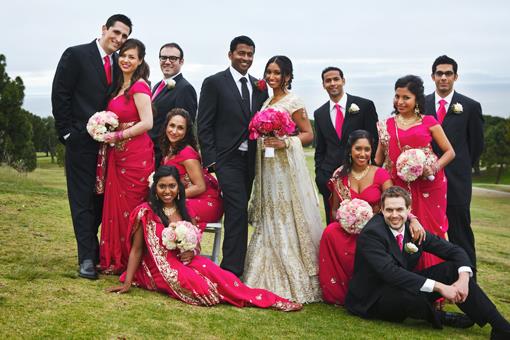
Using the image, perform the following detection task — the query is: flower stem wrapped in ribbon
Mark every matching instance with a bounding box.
[396,148,438,182]
[161,221,202,264]
[248,108,296,157]
[336,198,374,234]
[86,111,119,142]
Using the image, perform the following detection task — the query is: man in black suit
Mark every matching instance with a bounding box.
[51,14,132,280]
[197,36,268,277]
[345,186,509,339]
[314,67,379,223]
[150,42,197,167]
[425,55,484,273]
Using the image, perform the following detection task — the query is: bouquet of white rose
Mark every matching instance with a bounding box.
[86,111,119,142]
[161,221,202,263]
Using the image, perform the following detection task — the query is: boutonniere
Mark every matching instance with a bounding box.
[452,103,463,113]
[348,103,360,113]
[404,242,418,254]
[253,79,267,92]
[166,78,176,90]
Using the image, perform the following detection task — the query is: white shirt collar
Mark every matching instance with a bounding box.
[434,90,454,105]
[229,66,249,83]
[96,39,111,63]
[164,72,181,81]
[389,224,405,238]
[329,93,348,113]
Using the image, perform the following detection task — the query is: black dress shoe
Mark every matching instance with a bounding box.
[440,311,475,329]
[79,259,98,280]
[491,327,510,340]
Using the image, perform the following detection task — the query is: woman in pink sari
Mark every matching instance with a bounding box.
[375,75,455,271]
[160,108,223,230]
[107,166,301,311]
[99,39,155,274]
[319,130,424,305]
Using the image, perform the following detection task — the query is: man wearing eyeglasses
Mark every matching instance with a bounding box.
[150,42,197,166]
[425,55,484,277]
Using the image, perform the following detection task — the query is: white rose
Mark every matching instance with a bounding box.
[452,103,463,113]
[166,78,176,89]
[404,242,418,254]
[349,103,360,113]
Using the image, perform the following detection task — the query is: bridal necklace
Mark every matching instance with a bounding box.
[396,114,419,128]
[351,166,370,181]
[163,206,177,217]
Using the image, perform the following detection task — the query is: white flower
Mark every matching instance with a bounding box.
[166,78,176,90]
[404,242,418,254]
[147,172,155,188]
[452,103,463,113]
[349,103,360,113]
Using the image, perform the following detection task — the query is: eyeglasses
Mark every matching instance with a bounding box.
[159,55,181,63]
[434,71,455,77]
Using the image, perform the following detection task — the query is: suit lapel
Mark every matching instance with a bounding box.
[224,69,249,118]
[341,94,353,140]
[386,227,405,266]
[89,41,108,87]
[442,91,459,129]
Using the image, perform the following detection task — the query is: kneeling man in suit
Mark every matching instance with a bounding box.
[345,186,509,339]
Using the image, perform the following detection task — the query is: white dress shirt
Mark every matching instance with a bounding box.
[229,66,253,152]
[434,90,455,113]
[329,94,348,128]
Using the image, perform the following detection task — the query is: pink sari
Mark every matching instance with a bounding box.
[378,115,448,270]
[99,82,155,273]
[119,203,300,310]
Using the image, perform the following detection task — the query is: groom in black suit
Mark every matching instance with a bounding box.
[314,67,378,223]
[51,14,132,279]
[197,36,268,277]
[424,55,484,273]
[345,187,510,339]
[150,42,197,167]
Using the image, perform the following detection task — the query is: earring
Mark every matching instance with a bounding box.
[414,104,420,116]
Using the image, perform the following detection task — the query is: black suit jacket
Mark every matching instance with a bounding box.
[314,94,378,174]
[425,92,484,205]
[197,69,268,167]
[149,73,197,142]
[52,40,119,146]
[345,214,472,318]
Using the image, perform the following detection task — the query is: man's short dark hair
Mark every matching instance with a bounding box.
[432,55,458,75]
[381,186,412,208]
[159,42,184,59]
[106,14,133,35]
[321,66,344,81]
[229,35,255,53]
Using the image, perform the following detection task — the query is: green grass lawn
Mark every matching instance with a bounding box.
[0,155,509,339]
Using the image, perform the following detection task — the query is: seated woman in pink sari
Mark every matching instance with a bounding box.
[99,39,155,274]
[319,130,424,305]
[160,108,223,229]
[107,166,301,311]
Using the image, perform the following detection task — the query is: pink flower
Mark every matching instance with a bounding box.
[248,108,296,140]
[336,199,373,235]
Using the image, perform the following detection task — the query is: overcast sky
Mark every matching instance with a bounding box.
[1,0,509,119]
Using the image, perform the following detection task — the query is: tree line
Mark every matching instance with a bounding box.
[0,53,508,182]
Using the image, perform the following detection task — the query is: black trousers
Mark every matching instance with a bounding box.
[315,168,333,224]
[64,132,103,265]
[368,261,497,328]
[447,204,477,271]
[215,150,253,277]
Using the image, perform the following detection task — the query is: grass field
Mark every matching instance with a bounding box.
[0,155,509,339]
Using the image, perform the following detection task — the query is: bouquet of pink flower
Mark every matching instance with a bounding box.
[86,111,119,142]
[396,148,437,182]
[336,198,373,234]
[161,220,202,256]
[248,108,296,140]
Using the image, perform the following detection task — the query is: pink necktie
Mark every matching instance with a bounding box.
[152,80,166,100]
[103,56,112,85]
[335,103,344,140]
[396,234,403,251]
[437,99,447,123]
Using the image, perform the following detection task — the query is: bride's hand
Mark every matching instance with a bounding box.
[263,137,286,150]
[106,284,130,294]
